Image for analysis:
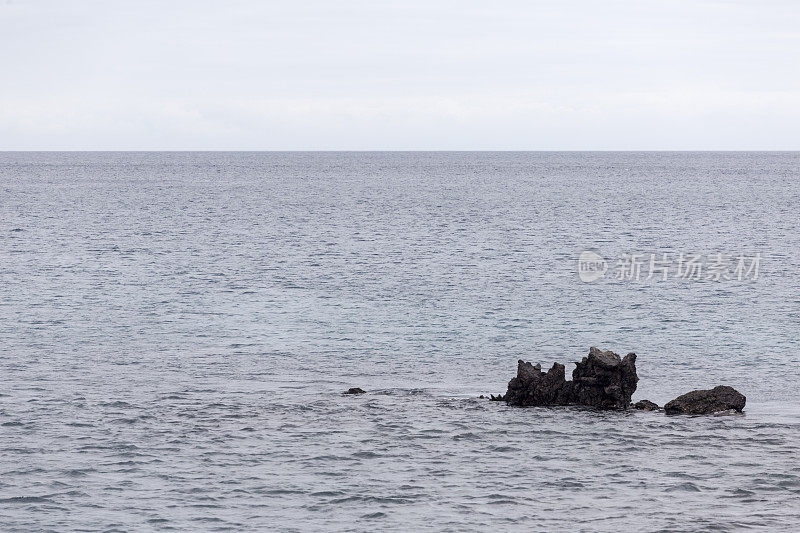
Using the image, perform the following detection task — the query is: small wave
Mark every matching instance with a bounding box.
[263,488,305,496]
[310,490,345,497]
[488,445,521,452]
[666,482,702,492]
[452,432,481,441]
[0,495,53,504]
[64,468,96,478]
[99,401,137,408]
[352,450,381,459]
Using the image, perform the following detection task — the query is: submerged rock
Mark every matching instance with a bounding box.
[664,386,745,415]
[503,347,638,409]
[633,399,660,411]
[343,387,366,395]
[479,394,505,401]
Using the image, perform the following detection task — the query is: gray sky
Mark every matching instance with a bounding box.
[1,0,799,150]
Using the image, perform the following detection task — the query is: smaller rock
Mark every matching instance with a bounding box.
[664,386,745,415]
[343,387,366,395]
[489,394,505,401]
[633,399,660,411]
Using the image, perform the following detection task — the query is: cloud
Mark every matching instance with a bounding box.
[1,0,799,149]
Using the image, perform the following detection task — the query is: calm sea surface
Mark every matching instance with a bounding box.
[1,152,799,531]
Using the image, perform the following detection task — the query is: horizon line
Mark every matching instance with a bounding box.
[2,149,800,153]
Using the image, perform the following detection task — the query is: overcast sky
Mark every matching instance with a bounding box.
[1,0,799,150]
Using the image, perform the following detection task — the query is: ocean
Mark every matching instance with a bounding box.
[1,151,799,531]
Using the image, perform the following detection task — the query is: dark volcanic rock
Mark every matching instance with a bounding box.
[664,386,745,415]
[572,348,638,409]
[503,347,638,409]
[633,399,660,411]
[343,387,366,395]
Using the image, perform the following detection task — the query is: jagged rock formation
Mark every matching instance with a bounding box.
[504,347,638,409]
[633,399,660,411]
[664,386,745,415]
